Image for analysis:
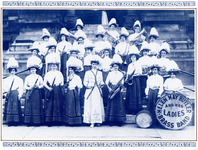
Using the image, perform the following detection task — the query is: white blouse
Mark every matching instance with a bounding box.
[83,69,104,88]
[44,70,64,86]
[164,78,183,91]
[158,57,171,70]
[24,74,43,90]
[106,71,124,86]
[145,74,164,96]
[94,41,106,54]
[137,55,152,67]
[3,75,24,98]
[66,57,84,71]
[115,42,129,56]
[83,54,93,66]
[148,42,160,54]
[100,57,113,72]
[67,74,83,90]
[127,61,142,75]
[56,41,72,55]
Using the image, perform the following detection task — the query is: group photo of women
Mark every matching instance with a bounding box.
[3,16,186,128]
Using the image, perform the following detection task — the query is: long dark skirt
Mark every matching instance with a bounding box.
[147,89,159,122]
[24,88,43,124]
[44,86,63,123]
[61,52,68,83]
[3,90,22,124]
[106,88,126,123]
[139,75,148,98]
[102,71,109,107]
[62,89,82,125]
[125,76,142,114]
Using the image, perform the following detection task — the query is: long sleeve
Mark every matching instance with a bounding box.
[158,76,164,95]
[83,71,89,88]
[17,77,24,98]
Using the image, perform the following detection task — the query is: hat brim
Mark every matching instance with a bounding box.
[85,47,94,50]
[40,35,50,39]
[150,65,161,70]
[28,48,40,52]
[129,53,140,58]
[70,50,80,53]
[168,70,180,75]
[111,62,121,66]
[149,35,158,39]
[109,23,118,27]
[47,45,57,48]
[120,34,128,38]
[91,60,99,64]
[28,66,40,70]
[95,33,104,38]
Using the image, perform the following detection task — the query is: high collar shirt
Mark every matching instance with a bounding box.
[24,74,43,89]
[44,70,64,86]
[100,57,113,72]
[145,74,164,96]
[56,41,72,55]
[3,75,24,98]
[115,41,129,56]
[127,61,142,75]
[67,74,83,90]
[105,71,124,86]
[163,78,183,91]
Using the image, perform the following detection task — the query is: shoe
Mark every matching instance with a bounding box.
[90,124,94,128]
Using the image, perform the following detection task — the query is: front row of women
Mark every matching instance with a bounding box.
[3,55,183,127]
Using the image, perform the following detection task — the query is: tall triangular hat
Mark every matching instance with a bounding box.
[128,45,140,57]
[69,42,80,53]
[149,27,159,38]
[75,30,87,40]
[46,53,60,64]
[60,27,71,37]
[120,27,129,37]
[40,28,50,39]
[46,38,57,49]
[111,54,123,66]
[108,18,118,27]
[7,57,19,69]
[27,56,41,69]
[84,40,94,49]
[167,60,180,74]
[159,42,170,54]
[28,41,40,52]
[90,55,101,64]
[133,20,141,29]
[95,25,105,37]
[76,19,84,28]
[140,41,151,53]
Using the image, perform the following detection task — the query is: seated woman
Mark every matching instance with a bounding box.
[105,54,126,126]
[163,64,183,94]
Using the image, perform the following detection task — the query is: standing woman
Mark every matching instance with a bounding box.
[125,45,142,114]
[24,56,44,126]
[62,58,83,125]
[43,57,64,126]
[3,57,23,126]
[105,54,126,126]
[83,55,105,128]
[56,27,72,82]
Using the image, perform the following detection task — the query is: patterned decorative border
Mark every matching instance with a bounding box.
[2,1,196,7]
[2,142,197,147]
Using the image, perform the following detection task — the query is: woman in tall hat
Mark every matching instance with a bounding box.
[3,57,23,126]
[62,58,83,125]
[100,44,113,81]
[105,54,126,126]
[128,20,146,49]
[56,27,73,81]
[83,55,105,128]
[106,18,120,49]
[137,41,152,74]
[94,25,110,57]
[74,18,87,40]
[158,42,172,77]
[83,40,94,72]
[148,27,160,55]
[43,57,64,126]
[163,63,183,93]
[115,27,129,71]
[24,56,44,126]
[74,31,87,59]
[45,38,60,72]
[39,28,51,57]
[125,46,142,114]
[27,41,43,76]
[66,44,84,79]
[145,63,163,121]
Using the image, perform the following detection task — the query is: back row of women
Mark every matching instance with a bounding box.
[3,18,184,127]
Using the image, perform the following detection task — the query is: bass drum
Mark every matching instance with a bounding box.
[135,109,153,128]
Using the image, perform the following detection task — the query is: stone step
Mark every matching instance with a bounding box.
[3,51,32,60]
[167,49,194,58]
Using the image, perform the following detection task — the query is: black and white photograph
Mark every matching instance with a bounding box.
[1,0,197,148]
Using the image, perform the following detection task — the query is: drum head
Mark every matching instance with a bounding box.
[136,111,153,128]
